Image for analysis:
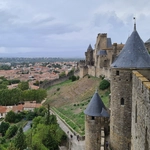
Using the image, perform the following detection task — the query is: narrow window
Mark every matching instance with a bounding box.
[135,103,137,123]
[130,73,132,81]
[121,98,124,105]
[91,116,95,120]
[116,70,119,75]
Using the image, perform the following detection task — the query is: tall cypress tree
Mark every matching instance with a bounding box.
[14,127,27,150]
[45,104,50,125]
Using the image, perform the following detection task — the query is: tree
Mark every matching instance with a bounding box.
[7,143,19,150]
[71,75,76,82]
[0,121,10,136]
[18,81,29,91]
[99,79,110,90]
[45,104,50,125]
[14,128,27,150]
[5,125,18,139]
[5,111,16,123]
[42,128,58,150]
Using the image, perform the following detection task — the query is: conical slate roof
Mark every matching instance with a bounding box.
[145,38,150,44]
[87,44,93,51]
[111,28,150,68]
[84,90,109,117]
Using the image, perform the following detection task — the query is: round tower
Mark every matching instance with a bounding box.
[110,22,150,150]
[84,90,109,150]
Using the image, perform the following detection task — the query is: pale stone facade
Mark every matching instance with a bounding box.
[79,33,124,79]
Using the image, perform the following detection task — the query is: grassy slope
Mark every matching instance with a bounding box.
[45,76,110,135]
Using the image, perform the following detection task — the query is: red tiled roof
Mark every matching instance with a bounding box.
[23,102,42,108]
[12,105,24,112]
[0,106,7,113]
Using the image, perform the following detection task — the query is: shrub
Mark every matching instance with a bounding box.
[88,75,90,78]
[57,88,60,91]
[99,79,110,90]
[73,104,76,106]
[100,75,105,80]
[71,75,76,82]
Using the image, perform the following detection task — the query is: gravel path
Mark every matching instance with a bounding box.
[51,110,85,150]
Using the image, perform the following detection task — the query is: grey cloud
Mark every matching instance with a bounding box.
[93,11,124,29]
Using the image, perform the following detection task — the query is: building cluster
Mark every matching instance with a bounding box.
[0,61,77,89]
[83,23,150,150]
[0,101,42,119]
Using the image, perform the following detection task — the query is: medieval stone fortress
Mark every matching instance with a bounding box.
[81,22,150,150]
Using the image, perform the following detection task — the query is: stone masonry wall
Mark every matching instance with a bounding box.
[88,66,111,79]
[79,66,88,78]
[110,69,132,150]
[85,115,103,150]
[132,71,150,150]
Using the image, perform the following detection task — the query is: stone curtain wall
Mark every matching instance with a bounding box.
[132,71,150,150]
[110,69,132,150]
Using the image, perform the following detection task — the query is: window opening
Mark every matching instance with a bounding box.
[121,98,124,105]
[116,70,119,75]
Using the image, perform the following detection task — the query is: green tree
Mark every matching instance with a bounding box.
[45,104,50,125]
[18,81,29,91]
[5,111,16,123]
[0,121,10,136]
[42,128,58,150]
[7,143,19,150]
[99,79,110,90]
[14,128,27,150]
[5,125,18,139]
[71,75,76,82]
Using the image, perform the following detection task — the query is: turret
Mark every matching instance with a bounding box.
[84,90,109,150]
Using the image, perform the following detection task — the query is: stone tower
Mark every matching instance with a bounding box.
[84,90,109,150]
[85,44,94,66]
[110,23,150,150]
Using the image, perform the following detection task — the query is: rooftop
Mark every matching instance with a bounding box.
[111,24,150,69]
[84,90,109,117]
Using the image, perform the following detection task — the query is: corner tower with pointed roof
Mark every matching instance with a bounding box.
[84,90,109,150]
[110,21,150,150]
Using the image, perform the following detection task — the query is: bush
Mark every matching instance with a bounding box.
[99,79,110,90]
[71,75,76,82]
[57,88,60,91]
[100,75,105,80]
[88,75,90,78]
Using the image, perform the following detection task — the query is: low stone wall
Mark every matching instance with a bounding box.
[39,70,79,89]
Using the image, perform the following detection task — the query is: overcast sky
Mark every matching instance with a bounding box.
[0,0,150,58]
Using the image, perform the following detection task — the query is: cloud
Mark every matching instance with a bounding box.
[0,0,150,57]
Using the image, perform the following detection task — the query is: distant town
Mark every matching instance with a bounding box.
[0,57,79,90]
